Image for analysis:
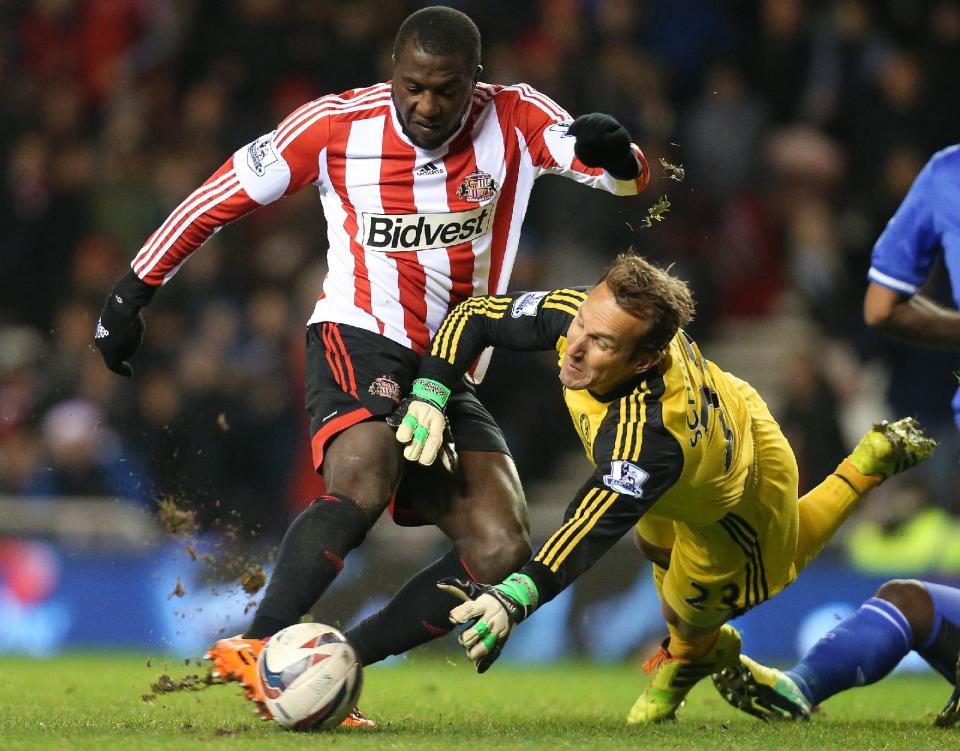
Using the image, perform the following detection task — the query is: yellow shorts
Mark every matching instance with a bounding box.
[636,380,800,629]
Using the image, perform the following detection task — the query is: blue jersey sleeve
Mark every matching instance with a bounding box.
[868,145,960,295]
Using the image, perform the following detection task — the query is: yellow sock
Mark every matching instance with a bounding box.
[794,459,881,573]
[666,623,719,660]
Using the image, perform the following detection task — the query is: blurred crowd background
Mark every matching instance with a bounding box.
[3,0,960,571]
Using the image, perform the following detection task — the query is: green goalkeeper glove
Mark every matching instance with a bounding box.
[438,573,539,673]
[390,378,457,472]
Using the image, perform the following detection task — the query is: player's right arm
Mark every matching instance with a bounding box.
[93,99,332,376]
[864,146,960,349]
[504,84,649,196]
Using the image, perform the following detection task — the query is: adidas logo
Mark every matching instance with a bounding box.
[414,161,443,177]
[95,320,109,339]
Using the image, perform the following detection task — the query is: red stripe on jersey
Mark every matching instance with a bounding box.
[328,324,358,397]
[379,120,431,353]
[321,323,347,392]
[487,97,523,294]
[325,120,383,333]
[442,124,482,306]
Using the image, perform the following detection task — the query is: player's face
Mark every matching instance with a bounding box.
[560,283,661,394]
[392,40,480,150]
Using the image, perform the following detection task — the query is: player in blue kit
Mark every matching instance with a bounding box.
[714,578,960,727]
[863,144,960,420]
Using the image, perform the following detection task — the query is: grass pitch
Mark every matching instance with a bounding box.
[0,653,956,750]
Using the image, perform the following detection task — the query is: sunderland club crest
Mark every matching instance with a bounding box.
[457,168,498,202]
[368,374,401,404]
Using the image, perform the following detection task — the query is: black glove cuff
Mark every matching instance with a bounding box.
[111,270,158,312]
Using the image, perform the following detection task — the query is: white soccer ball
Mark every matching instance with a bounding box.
[256,623,363,730]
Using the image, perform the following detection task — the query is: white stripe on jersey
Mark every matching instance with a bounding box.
[868,267,918,295]
[133,171,241,276]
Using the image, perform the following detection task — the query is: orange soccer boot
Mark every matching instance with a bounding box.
[205,635,270,717]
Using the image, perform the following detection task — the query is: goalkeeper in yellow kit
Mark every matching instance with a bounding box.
[391,252,935,724]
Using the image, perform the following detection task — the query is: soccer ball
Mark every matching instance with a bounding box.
[256,623,363,730]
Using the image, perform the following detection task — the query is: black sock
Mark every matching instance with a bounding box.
[345,548,473,666]
[245,494,370,639]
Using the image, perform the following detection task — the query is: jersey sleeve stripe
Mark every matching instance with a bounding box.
[631,387,650,461]
[867,267,918,295]
[543,301,580,316]
[504,84,566,123]
[548,289,588,303]
[134,174,244,277]
[536,487,611,567]
[620,393,642,461]
[133,169,239,273]
[613,398,628,460]
[545,490,621,571]
[432,297,502,360]
[432,297,510,361]
[447,298,510,361]
[515,83,571,121]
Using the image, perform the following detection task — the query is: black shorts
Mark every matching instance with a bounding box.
[305,322,509,471]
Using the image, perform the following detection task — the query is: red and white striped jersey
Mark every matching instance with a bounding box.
[131,81,649,362]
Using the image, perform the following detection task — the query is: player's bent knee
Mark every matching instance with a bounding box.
[875,578,931,618]
[459,535,532,583]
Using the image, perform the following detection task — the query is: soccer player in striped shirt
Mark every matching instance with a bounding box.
[391,252,934,723]
[92,6,650,722]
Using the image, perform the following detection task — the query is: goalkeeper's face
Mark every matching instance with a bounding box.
[560,283,661,394]
[392,40,480,150]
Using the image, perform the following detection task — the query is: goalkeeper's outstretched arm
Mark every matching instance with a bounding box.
[417,288,588,387]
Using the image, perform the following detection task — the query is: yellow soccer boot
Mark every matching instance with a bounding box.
[848,417,936,480]
[627,624,742,724]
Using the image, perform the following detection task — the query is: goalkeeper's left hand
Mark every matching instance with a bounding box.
[438,574,539,673]
[389,378,458,472]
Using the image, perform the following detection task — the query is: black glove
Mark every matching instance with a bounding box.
[567,113,639,180]
[94,271,157,377]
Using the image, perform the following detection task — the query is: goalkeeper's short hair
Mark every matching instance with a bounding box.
[598,251,696,355]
